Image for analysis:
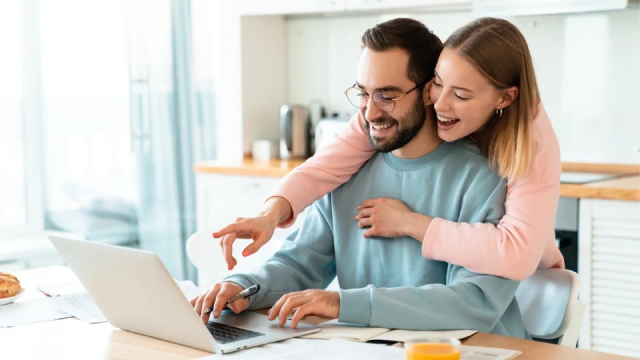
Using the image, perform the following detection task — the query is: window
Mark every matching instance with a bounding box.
[0,1,28,232]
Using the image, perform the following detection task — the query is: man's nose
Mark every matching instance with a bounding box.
[363,97,384,121]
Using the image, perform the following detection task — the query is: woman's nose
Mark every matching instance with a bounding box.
[433,93,451,114]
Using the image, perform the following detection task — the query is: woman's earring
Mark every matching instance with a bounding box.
[496,108,503,118]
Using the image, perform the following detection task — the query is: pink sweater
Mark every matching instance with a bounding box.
[269,103,565,280]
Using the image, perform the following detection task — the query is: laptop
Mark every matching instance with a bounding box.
[48,235,320,354]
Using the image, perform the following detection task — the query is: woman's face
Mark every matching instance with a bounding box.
[429,47,514,142]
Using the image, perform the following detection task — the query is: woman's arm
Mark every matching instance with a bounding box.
[422,177,563,281]
[422,107,564,280]
[267,112,375,227]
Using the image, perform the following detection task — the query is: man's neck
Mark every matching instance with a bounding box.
[391,111,443,159]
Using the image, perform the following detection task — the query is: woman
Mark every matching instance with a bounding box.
[214,17,564,280]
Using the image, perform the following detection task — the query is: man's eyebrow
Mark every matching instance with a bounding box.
[355,81,404,93]
[434,71,474,93]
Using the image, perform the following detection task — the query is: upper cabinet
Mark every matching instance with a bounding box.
[240,0,630,16]
[346,0,470,11]
[240,0,346,16]
[472,0,629,17]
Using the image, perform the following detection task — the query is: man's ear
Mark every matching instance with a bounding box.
[422,78,435,106]
[497,86,519,109]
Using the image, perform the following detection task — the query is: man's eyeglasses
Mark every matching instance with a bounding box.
[344,82,425,113]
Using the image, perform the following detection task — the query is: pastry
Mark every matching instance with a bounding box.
[0,272,21,299]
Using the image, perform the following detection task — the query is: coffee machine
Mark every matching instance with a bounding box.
[279,104,309,159]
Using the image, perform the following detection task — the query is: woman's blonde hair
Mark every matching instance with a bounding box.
[445,17,538,182]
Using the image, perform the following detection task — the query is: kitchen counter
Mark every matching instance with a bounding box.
[559,163,640,201]
[560,174,640,201]
[194,160,640,201]
[194,158,305,178]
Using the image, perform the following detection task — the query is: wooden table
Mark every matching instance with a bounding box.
[0,267,634,360]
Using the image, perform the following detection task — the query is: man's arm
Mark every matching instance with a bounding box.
[224,195,337,311]
[339,267,519,333]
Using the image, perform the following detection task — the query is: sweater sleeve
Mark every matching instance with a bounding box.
[422,105,564,281]
[267,113,375,227]
[338,266,520,333]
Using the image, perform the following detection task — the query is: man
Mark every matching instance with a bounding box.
[192,18,526,338]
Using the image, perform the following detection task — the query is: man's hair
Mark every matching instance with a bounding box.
[361,18,443,85]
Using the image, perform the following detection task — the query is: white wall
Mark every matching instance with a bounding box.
[241,15,288,154]
[284,8,640,164]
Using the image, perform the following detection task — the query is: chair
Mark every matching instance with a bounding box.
[515,268,586,347]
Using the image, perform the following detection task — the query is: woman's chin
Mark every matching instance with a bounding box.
[437,129,463,142]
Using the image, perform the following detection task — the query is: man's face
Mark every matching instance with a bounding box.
[356,47,426,153]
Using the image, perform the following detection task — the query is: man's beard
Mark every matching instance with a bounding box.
[363,96,426,153]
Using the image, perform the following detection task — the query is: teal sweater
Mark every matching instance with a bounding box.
[226,139,526,338]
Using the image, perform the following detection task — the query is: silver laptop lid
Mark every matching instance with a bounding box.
[48,236,218,353]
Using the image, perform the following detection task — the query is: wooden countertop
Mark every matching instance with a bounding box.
[560,174,640,201]
[4,267,634,360]
[194,159,640,201]
[194,158,305,178]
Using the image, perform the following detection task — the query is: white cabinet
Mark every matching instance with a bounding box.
[195,173,305,287]
[578,199,640,358]
[346,0,470,11]
[472,0,628,17]
[240,0,346,16]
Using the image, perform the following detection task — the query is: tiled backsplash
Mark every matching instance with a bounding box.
[286,8,640,164]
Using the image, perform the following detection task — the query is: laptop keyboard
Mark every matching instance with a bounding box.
[205,322,266,344]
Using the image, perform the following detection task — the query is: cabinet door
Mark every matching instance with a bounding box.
[579,199,640,358]
[241,0,346,15]
[346,0,469,11]
[472,0,628,17]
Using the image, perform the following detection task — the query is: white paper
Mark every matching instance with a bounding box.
[197,338,403,360]
[195,338,521,360]
[46,280,201,324]
[302,319,477,342]
[373,329,478,342]
[302,320,389,341]
[461,345,521,360]
[50,293,107,324]
[37,280,201,300]
[37,282,86,297]
[0,298,73,327]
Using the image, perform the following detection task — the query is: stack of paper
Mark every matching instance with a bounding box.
[0,298,72,328]
[461,345,521,360]
[2,280,202,327]
[195,339,521,360]
[301,319,478,342]
[50,293,107,324]
[199,339,403,360]
[44,280,201,324]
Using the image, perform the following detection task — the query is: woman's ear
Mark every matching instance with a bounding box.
[497,86,519,109]
[423,78,434,106]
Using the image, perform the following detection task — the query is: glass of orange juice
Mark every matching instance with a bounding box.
[404,338,461,360]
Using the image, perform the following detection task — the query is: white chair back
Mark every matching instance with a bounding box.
[186,230,287,287]
[516,268,585,347]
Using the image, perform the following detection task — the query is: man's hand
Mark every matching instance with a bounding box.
[191,282,249,324]
[214,216,278,270]
[268,290,340,329]
[214,197,293,270]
